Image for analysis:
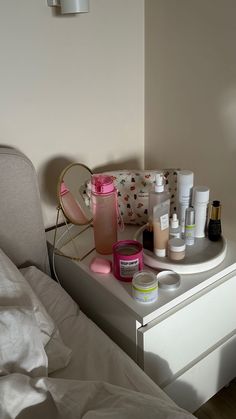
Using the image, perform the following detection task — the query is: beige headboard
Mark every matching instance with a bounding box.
[0,147,50,274]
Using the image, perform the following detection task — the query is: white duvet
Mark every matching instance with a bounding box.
[0,374,194,419]
[0,251,195,419]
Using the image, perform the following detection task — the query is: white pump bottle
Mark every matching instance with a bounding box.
[148,172,170,227]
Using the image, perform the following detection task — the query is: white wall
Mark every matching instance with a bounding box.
[145,0,236,225]
[0,0,144,227]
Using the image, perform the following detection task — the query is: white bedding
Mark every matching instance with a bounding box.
[0,259,195,418]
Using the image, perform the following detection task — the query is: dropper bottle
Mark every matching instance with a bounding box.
[169,213,181,238]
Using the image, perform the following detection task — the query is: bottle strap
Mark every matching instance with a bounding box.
[115,189,124,231]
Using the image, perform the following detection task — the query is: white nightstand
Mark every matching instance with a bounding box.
[47,222,236,413]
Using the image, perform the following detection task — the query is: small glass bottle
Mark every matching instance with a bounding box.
[208,200,222,242]
[185,207,195,246]
[169,213,181,238]
[91,175,118,254]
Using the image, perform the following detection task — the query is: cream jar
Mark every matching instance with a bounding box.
[132,271,158,304]
[168,238,186,261]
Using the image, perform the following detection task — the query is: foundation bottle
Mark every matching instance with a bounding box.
[208,200,222,241]
[153,199,170,257]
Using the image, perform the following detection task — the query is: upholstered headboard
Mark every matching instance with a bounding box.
[0,147,50,274]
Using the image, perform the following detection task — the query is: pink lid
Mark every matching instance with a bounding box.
[91,174,115,194]
[60,181,69,196]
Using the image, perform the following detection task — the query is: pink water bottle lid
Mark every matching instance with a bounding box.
[60,181,69,196]
[91,175,115,194]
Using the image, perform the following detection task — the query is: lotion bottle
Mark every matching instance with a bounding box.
[153,199,170,257]
[148,172,170,227]
[91,174,118,254]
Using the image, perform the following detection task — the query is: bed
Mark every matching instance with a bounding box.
[0,146,195,418]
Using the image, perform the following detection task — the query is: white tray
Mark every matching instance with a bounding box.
[134,225,227,274]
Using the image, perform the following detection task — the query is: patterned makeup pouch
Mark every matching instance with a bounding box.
[83,169,179,225]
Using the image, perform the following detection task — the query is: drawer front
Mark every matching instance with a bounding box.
[138,273,236,386]
[164,334,236,413]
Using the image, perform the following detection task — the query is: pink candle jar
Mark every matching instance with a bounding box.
[113,240,143,282]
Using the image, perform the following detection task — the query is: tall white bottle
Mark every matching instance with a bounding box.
[177,170,194,234]
[148,172,170,227]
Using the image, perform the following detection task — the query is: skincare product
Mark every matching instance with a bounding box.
[169,213,181,238]
[153,199,170,257]
[185,207,195,246]
[113,240,143,282]
[91,175,117,254]
[177,170,194,234]
[132,270,158,303]
[148,172,170,227]
[168,238,186,261]
[208,200,222,242]
[192,186,210,238]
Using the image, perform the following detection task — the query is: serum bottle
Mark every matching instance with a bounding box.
[169,213,181,238]
[208,200,222,241]
[185,207,195,246]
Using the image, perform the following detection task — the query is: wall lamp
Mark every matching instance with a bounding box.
[47,0,89,14]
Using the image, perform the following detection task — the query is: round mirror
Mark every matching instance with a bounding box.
[57,163,93,225]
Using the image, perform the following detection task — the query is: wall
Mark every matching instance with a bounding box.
[0,0,144,227]
[145,0,236,224]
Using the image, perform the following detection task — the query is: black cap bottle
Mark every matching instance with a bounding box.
[207,200,222,241]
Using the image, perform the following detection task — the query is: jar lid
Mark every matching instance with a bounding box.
[157,270,181,290]
[132,270,157,289]
[192,186,210,204]
[168,238,186,252]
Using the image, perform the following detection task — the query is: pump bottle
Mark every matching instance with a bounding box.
[91,174,118,254]
[148,172,170,227]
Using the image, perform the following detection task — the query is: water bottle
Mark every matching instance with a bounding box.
[91,174,118,254]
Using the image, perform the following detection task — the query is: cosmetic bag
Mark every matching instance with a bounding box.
[83,169,179,225]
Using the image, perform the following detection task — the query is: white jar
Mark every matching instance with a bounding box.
[132,271,158,303]
[168,238,186,261]
[192,186,210,238]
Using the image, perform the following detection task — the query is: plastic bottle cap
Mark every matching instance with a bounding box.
[154,172,164,193]
[177,170,194,185]
[192,186,210,204]
[91,175,115,194]
[168,238,186,252]
[157,270,181,290]
[170,213,179,229]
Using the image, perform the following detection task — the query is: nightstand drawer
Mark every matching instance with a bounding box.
[138,273,236,387]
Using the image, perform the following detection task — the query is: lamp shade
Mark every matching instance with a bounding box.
[60,0,89,14]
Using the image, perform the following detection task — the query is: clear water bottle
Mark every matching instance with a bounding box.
[91,174,118,254]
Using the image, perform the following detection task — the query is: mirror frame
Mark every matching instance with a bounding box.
[57,162,93,225]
